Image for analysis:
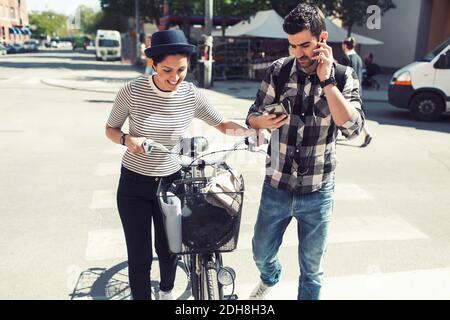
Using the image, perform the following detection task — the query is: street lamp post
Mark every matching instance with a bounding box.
[135,0,141,65]
[203,0,213,88]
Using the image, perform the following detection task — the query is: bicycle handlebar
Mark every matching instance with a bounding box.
[142,136,267,168]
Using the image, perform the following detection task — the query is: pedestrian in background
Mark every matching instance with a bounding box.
[341,37,372,147]
[144,35,154,76]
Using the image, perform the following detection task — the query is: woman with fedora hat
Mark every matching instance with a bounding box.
[105,30,259,300]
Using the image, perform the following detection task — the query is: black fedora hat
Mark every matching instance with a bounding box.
[145,30,196,59]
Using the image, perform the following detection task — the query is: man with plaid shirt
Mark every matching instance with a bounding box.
[247,4,365,300]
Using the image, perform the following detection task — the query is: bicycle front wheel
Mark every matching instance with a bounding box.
[201,254,222,300]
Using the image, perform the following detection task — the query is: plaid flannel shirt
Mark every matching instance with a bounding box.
[246,57,365,195]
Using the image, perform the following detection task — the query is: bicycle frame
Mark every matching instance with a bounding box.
[145,136,264,300]
[181,145,229,300]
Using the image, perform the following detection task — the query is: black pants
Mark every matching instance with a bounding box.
[117,166,181,300]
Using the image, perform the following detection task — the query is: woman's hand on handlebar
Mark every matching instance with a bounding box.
[125,136,146,154]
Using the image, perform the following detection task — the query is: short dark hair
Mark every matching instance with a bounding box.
[152,52,190,66]
[343,37,356,50]
[283,3,326,39]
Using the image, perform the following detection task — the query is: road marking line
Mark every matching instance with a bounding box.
[90,190,116,210]
[334,183,374,200]
[237,215,428,250]
[23,77,41,85]
[85,228,126,261]
[328,215,429,243]
[104,145,125,155]
[95,162,121,176]
[231,267,450,300]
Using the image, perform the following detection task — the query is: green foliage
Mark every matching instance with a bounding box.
[29,11,68,37]
[330,0,396,36]
[76,5,103,34]
[97,0,396,38]
[100,0,162,24]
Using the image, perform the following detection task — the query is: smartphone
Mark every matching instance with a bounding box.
[263,102,289,117]
[315,31,326,55]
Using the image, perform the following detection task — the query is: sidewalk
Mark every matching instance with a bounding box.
[41,71,391,103]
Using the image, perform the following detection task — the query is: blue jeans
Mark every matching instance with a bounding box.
[252,179,335,300]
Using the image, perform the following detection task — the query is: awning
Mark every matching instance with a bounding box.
[213,9,383,45]
[8,27,31,35]
[22,27,32,35]
[8,27,19,34]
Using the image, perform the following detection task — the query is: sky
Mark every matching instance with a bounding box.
[27,0,101,16]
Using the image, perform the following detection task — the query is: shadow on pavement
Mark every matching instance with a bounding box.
[85,99,115,104]
[78,76,135,83]
[70,259,191,300]
[31,55,97,62]
[0,60,139,72]
[364,102,450,134]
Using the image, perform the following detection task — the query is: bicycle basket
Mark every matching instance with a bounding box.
[157,175,244,255]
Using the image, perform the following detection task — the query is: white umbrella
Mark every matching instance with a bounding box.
[213,9,383,45]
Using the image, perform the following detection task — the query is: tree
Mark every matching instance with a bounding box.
[331,0,396,37]
[262,0,395,37]
[75,5,102,34]
[29,11,68,37]
[100,0,163,25]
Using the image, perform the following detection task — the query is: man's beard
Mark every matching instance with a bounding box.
[296,56,318,73]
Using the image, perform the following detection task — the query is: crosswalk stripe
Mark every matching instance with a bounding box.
[95,162,121,176]
[0,76,19,83]
[335,183,374,200]
[85,228,126,261]
[228,267,450,300]
[0,76,42,85]
[237,215,428,250]
[90,190,116,210]
[104,145,126,155]
[23,77,41,85]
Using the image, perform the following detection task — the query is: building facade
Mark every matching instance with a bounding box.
[352,0,450,71]
[0,0,30,44]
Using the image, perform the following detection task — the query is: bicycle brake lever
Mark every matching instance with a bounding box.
[142,139,154,154]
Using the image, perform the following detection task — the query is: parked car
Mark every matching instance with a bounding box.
[5,43,24,54]
[72,36,89,51]
[5,44,15,54]
[23,41,38,52]
[389,37,450,121]
[50,40,59,48]
[13,43,25,53]
[0,44,6,55]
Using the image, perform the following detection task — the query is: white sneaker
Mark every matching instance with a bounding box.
[249,281,272,300]
[159,290,173,300]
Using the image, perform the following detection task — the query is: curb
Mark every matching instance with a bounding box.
[40,79,118,94]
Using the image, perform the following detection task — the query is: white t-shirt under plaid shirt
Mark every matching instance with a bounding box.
[107,75,223,177]
[246,57,365,195]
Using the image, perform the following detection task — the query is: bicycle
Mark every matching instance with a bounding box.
[142,135,266,300]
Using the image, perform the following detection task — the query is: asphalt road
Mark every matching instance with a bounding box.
[1,50,450,300]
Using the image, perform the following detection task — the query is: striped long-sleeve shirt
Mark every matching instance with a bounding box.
[246,57,364,195]
[107,75,223,176]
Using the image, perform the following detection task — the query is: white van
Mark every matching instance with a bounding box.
[95,29,121,61]
[388,37,450,121]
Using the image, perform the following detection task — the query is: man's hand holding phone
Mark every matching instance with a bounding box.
[312,31,333,82]
[248,111,289,130]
